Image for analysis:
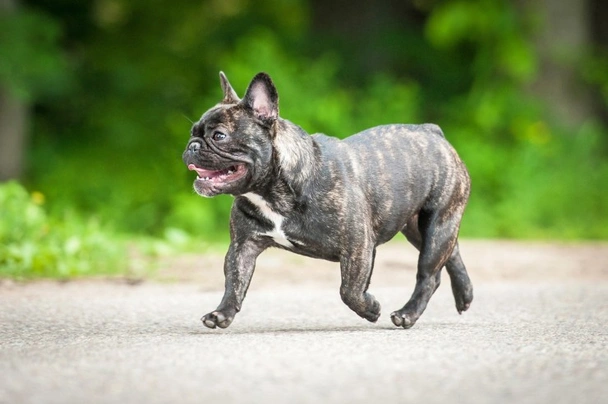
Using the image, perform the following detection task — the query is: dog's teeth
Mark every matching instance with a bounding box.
[227,169,234,174]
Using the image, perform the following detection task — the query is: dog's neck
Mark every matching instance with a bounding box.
[243,118,319,211]
[273,118,319,191]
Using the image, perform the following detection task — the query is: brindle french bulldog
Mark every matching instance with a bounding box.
[183,71,473,329]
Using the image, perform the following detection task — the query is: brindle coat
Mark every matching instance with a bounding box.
[183,72,473,329]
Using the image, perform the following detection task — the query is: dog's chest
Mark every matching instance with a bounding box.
[242,193,293,247]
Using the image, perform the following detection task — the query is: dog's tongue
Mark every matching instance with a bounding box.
[188,164,239,180]
[188,164,220,178]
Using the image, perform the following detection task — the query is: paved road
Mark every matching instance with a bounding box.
[1,241,608,404]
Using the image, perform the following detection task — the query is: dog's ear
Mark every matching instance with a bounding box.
[242,72,278,123]
[219,71,240,104]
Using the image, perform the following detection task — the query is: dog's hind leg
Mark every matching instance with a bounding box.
[402,216,473,316]
[401,214,442,292]
[445,242,473,314]
[392,207,466,328]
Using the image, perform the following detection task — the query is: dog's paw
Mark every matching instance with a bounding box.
[201,311,233,329]
[353,297,381,323]
[342,293,381,323]
[362,299,382,323]
[453,284,473,315]
[390,310,417,329]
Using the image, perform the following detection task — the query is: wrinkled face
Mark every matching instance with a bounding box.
[182,104,273,197]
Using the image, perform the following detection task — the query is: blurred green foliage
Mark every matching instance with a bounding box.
[0,7,67,100]
[1,0,607,280]
[0,182,126,278]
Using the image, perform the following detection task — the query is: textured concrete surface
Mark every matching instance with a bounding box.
[1,240,607,404]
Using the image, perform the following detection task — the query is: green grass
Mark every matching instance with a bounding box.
[0,182,127,279]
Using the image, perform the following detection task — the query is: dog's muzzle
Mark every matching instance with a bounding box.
[187,141,202,154]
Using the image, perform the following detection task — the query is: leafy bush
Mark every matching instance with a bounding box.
[0,182,127,279]
[457,123,608,239]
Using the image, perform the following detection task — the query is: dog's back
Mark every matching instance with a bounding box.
[311,124,469,243]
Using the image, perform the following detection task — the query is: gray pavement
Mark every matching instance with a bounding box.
[1,241,608,403]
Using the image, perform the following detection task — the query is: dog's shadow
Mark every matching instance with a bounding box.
[185,323,418,336]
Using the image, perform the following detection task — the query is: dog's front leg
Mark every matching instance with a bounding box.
[339,246,381,322]
[201,240,263,329]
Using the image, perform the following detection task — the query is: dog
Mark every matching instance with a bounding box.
[182,71,473,329]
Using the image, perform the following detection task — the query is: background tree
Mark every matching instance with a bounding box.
[0,0,66,180]
[1,0,606,240]
[0,0,27,181]
[524,0,595,127]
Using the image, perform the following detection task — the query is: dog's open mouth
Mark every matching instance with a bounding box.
[188,163,247,184]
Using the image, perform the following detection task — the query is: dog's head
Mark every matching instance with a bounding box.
[183,72,280,197]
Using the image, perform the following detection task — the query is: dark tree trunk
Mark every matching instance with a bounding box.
[526,0,596,129]
[0,87,28,181]
[0,0,28,181]
[590,0,608,125]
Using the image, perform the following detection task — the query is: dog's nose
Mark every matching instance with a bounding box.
[188,141,201,153]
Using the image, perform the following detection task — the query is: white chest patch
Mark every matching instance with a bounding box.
[242,193,293,248]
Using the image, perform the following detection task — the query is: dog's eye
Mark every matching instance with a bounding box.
[212,131,227,141]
